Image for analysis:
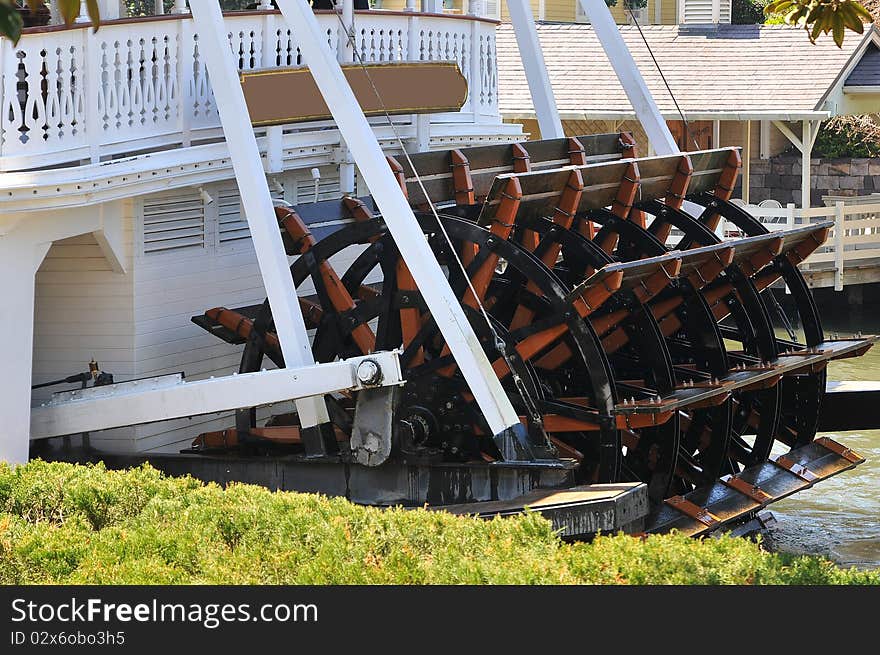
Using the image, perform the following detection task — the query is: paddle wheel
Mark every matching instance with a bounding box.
[192,133,876,535]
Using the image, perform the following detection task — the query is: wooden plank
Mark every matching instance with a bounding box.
[242,62,468,126]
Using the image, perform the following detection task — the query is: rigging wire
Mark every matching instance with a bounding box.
[627,9,702,152]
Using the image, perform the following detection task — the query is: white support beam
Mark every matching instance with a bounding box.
[712,119,720,150]
[772,120,804,153]
[772,119,820,209]
[801,119,812,209]
[189,0,330,429]
[506,0,565,139]
[759,119,770,159]
[0,234,49,464]
[271,0,522,438]
[30,352,403,441]
[576,0,678,155]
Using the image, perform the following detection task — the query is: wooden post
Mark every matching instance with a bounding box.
[834,201,845,292]
[742,120,750,204]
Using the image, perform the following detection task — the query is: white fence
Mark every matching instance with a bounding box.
[733,200,880,291]
[0,10,500,171]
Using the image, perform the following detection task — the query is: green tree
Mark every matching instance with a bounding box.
[0,0,99,44]
[764,0,875,47]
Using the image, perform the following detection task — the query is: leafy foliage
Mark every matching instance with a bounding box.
[1,460,877,584]
[0,0,98,44]
[733,0,771,23]
[812,115,880,158]
[764,0,874,47]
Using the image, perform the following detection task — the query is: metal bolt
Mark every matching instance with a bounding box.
[356,359,382,386]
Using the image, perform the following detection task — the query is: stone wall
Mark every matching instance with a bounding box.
[743,157,880,206]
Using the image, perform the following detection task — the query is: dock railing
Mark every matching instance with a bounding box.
[730,199,880,291]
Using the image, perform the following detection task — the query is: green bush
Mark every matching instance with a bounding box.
[812,115,880,159]
[733,0,768,23]
[0,460,877,585]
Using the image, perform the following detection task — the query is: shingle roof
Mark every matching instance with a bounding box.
[496,24,880,120]
[846,44,880,85]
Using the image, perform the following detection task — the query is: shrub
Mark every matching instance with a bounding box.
[733,0,769,23]
[0,461,877,585]
[812,115,880,159]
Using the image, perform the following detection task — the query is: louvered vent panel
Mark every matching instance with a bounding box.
[218,186,284,244]
[143,191,206,255]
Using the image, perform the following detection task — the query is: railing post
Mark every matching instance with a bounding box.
[470,18,482,120]
[178,14,193,148]
[834,201,845,292]
[784,202,796,294]
[407,12,430,152]
[785,202,796,231]
[262,6,283,173]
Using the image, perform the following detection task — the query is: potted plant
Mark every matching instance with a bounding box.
[15,1,52,28]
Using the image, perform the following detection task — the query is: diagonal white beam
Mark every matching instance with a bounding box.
[576,0,678,155]
[506,0,564,139]
[272,0,522,438]
[772,120,805,153]
[190,0,329,428]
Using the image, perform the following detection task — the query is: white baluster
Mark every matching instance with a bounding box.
[75,1,90,23]
[173,0,189,14]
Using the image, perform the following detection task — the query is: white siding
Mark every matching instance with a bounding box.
[130,166,345,452]
[31,165,364,455]
[32,200,138,453]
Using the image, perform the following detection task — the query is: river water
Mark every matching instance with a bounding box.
[763,289,880,570]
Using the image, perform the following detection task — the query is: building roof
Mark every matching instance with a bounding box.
[496,23,880,122]
[847,44,880,86]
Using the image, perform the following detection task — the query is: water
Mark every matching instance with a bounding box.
[763,295,880,570]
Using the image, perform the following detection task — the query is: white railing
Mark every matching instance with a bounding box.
[0,10,501,172]
[734,200,880,291]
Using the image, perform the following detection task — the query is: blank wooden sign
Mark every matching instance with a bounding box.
[241,62,469,126]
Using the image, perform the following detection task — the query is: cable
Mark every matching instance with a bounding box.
[627,9,701,152]
[324,3,544,425]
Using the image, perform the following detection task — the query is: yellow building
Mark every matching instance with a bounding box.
[373,0,687,26]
